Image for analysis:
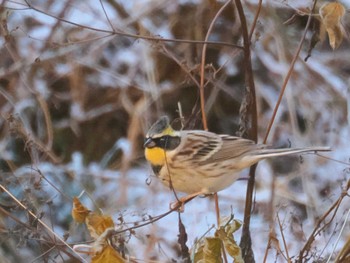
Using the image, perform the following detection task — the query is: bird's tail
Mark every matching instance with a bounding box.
[255,146,331,159]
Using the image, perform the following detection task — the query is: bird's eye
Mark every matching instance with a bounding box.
[159,136,169,144]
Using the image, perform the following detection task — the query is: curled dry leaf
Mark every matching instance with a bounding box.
[72,197,90,223]
[72,198,123,261]
[86,213,115,239]
[319,2,346,49]
[216,228,243,263]
[215,219,243,263]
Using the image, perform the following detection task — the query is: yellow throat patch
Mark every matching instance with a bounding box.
[145,147,167,166]
[144,125,175,166]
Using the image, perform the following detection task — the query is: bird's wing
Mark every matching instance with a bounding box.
[174,130,223,163]
[175,130,266,164]
[204,135,267,164]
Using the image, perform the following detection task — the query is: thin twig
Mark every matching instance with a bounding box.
[327,208,350,263]
[36,95,54,150]
[263,0,318,143]
[109,195,197,237]
[263,235,271,263]
[0,206,32,229]
[316,153,350,166]
[248,0,263,41]
[263,1,318,260]
[19,0,242,49]
[333,227,350,262]
[298,180,350,262]
[99,0,115,31]
[199,0,231,130]
[161,45,200,88]
[277,213,291,262]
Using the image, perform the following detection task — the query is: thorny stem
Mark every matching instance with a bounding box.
[234,0,258,262]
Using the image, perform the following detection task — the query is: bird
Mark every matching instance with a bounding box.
[144,116,330,197]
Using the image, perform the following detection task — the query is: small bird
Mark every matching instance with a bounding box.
[144,116,330,196]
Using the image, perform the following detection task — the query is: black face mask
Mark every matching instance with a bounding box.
[144,135,181,150]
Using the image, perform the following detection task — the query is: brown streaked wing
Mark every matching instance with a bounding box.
[203,135,267,164]
[175,130,222,163]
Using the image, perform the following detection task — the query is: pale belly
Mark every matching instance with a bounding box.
[156,162,242,194]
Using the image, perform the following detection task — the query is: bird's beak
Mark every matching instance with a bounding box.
[144,137,155,148]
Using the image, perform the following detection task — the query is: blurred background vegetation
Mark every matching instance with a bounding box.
[0,0,349,262]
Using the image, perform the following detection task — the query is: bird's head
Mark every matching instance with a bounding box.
[144,116,181,166]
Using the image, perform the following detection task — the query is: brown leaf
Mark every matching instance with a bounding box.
[86,212,114,239]
[319,2,346,49]
[92,245,125,263]
[71,197,90,223]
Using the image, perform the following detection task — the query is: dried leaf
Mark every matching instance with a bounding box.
[216,229,243,263]
[92,245,125,263]
[194,237,223,263]
[71,197,90,223]
[72,198,120,261]
[216,218,243,263]
[193,239,204,263]
[319,2,346,49]
[223,218,242,236]
[178,215,190,260]
[86,212,115,239]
